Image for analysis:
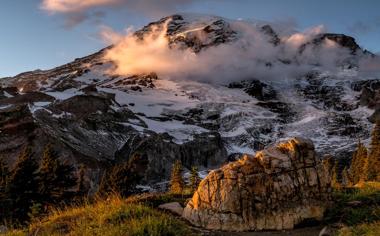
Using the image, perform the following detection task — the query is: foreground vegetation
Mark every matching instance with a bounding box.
[325,182,380,236]
[0,122,379,235]
[4,195,194,236]
[338,221,380,236]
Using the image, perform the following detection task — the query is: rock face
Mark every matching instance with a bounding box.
[182,137,332,231]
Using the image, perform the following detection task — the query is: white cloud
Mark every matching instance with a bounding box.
[101,18,357,84]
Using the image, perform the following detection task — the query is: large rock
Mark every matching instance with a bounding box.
[158,202,184,216]
[182,137,332,231]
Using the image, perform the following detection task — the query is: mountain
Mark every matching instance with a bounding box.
[0,14,378,191]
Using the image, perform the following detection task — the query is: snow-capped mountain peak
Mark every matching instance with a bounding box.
[0,14,379,184]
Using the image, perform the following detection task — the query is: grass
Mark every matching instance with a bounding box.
[125,192,193,208]
[4,182,379,235]
[323,182,380,235]
[337,221,380,236]
[3,195,195,236]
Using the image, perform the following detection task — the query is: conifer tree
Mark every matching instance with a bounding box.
[322,155,335,181]
[0,157,9,219]
[7,146,39,221]
[98,156,141,197]
[331,160,341,189]
[170,160,184,194]
[38,144,77,204]
[76,164,86,196]
[350,140,368,185]
[0,157,9,193]
[342,167,353,187]
[368,121,380,181]
[189,166,201,193]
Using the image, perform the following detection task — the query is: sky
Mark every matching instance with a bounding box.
[0,0,379,77]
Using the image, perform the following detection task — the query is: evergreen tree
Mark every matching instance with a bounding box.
[6,146,39,221]
[98,155,142,197]
[350,140,368,185]
[76,164,86,196]
[38,144,77,204]
[0,157,9,194]
[322,155,335,181]
[368,121,380,181]
[189,166,201,192]
[342,167,353,187]
[331,160,341,189]
[170,160,184,194]
[0,157,10,220]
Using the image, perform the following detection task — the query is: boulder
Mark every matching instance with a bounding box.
[182,137,332,231]
[158,202,184,216]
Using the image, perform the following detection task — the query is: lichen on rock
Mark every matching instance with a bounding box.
[182,137,332,231]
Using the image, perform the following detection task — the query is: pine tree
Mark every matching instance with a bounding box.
[98,155,142,197]
[0,157,9,193]
[76,164,86,196]
[170,160,184,194]
[0,157,10,220]
[38,144,77,204]
[322,155,335,181]
[331,160,341,189]
[189,166,201,193]
[350,140,368,185]
[342,167,353,187]
[368,121,380,181]
[6,146,40,221]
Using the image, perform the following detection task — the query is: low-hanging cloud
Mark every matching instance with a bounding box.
[101,18,362,84]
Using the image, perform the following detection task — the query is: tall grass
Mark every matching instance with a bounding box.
[3,195,194,236]
[338,221,380,236]
[324,182,380,235]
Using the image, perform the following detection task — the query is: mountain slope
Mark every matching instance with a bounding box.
[0,14,378,190]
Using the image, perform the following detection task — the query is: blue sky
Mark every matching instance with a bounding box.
[0,0,379,77]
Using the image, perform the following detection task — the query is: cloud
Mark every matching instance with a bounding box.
[41,0,201,27]
[358,53,380,77]
[347,18,380,34]
[101,18,359,84]
[41,0,121,13]
[62,11,106,28]
[347,21,373,34]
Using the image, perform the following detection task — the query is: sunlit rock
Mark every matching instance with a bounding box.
[182,137,332,231]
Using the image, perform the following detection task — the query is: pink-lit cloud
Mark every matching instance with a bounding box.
[101,18,357,84]
[41,0,121,13]
[41,0,201,27]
